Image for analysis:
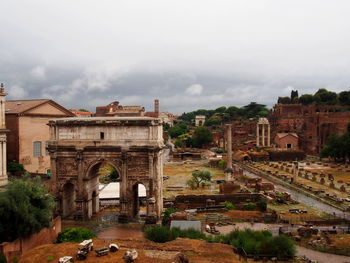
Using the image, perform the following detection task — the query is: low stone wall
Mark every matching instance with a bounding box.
[174,193,264,209]
[0,216,61,261]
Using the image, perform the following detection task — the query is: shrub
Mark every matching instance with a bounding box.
[144,226,206,243]
[57,227,95,243]
[144,226,171,243]
[218,160,225,169]
[0,254,7,263]
[225,201,235,210]
[7,162,25,174]
[11,256,19,263]
[243,202,257,211]
[224,229,295,259]
[47,256,54,262]
[161,208,178,226]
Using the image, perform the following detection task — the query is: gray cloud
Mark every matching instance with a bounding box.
[1,0,350,113]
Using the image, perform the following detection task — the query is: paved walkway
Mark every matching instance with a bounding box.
[296,245,350,263]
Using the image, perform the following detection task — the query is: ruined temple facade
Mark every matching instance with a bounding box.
[269,103,350,154]
[48,117,164,223]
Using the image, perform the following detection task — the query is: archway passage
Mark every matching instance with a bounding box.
[132,183,147,219]
[88,161,121,218]
[62,183,75,218]
[48,117,164,222]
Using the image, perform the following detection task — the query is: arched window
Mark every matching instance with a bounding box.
[33,141,42,157]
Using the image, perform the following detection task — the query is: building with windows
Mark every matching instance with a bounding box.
[5,99,74,175]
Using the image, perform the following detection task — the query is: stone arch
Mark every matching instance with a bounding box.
[84,160,122,217]
[85,160,121,180]
[48,117,164,223]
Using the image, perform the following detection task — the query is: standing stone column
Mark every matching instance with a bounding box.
[267,124,271,147]
[0,83,8,187]
[226,124,232,170]
[256,124,260,146]
[262,124,265,146]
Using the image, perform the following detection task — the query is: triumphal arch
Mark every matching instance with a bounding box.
[47,117,164,223]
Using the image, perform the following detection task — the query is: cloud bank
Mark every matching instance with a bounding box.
[1,0,350,113]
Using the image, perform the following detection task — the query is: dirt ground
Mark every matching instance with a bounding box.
[18,237,241,263]
[268,203,332,224]
[163,161,225,198]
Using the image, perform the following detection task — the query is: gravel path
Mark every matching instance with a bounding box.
[296,245,350,263]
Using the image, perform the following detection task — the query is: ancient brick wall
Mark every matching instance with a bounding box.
[0,216,61,262]
[269,103,350,155]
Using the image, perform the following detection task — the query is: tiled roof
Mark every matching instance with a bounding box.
[276,133,298,138]
[5,99,50,114]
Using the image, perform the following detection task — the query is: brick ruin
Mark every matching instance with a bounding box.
[48,117,164,223]
[269,103,350,155]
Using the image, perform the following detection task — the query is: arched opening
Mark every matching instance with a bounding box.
[132,183,147,219]
[87,161,121,218]
[62,182,75,218]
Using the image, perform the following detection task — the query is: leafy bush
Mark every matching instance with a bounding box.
[7,162,25,174]
[186,171,212,189]
[225,201,235,210]
[11,256,19,263]
[224,229,295,258]
[243,202,257,211]
[0,176,55,242]
[0,254,7,263]
[144,226,172,243]
[162,208,178,226]
[47,256,54,262]
[57,227,95,243]
[218,160,225,169]
[144,226,206,243]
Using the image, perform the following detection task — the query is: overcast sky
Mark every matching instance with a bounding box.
[1,0,350,113]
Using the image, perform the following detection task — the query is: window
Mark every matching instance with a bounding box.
[100,132,105,140]
[45,141,49,155]
[286,143,292,149]
[33,141,42,157]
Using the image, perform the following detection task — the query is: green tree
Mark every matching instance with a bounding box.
[168,122,188,138]
[314,88,338,105]
[0,177,55,242]
[290,90,299,102]
[192,126,213,148]
[321,134,346,161]
[278,96,291,104]
[187,171,212,188]
[338,90,350,106]
[299,94,314,105]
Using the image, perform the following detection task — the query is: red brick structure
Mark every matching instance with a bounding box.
[95,101,145,117]
[274,133,299,149]
[269,103,350,154]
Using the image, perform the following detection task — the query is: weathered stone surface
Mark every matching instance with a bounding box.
[48,117,164,222]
